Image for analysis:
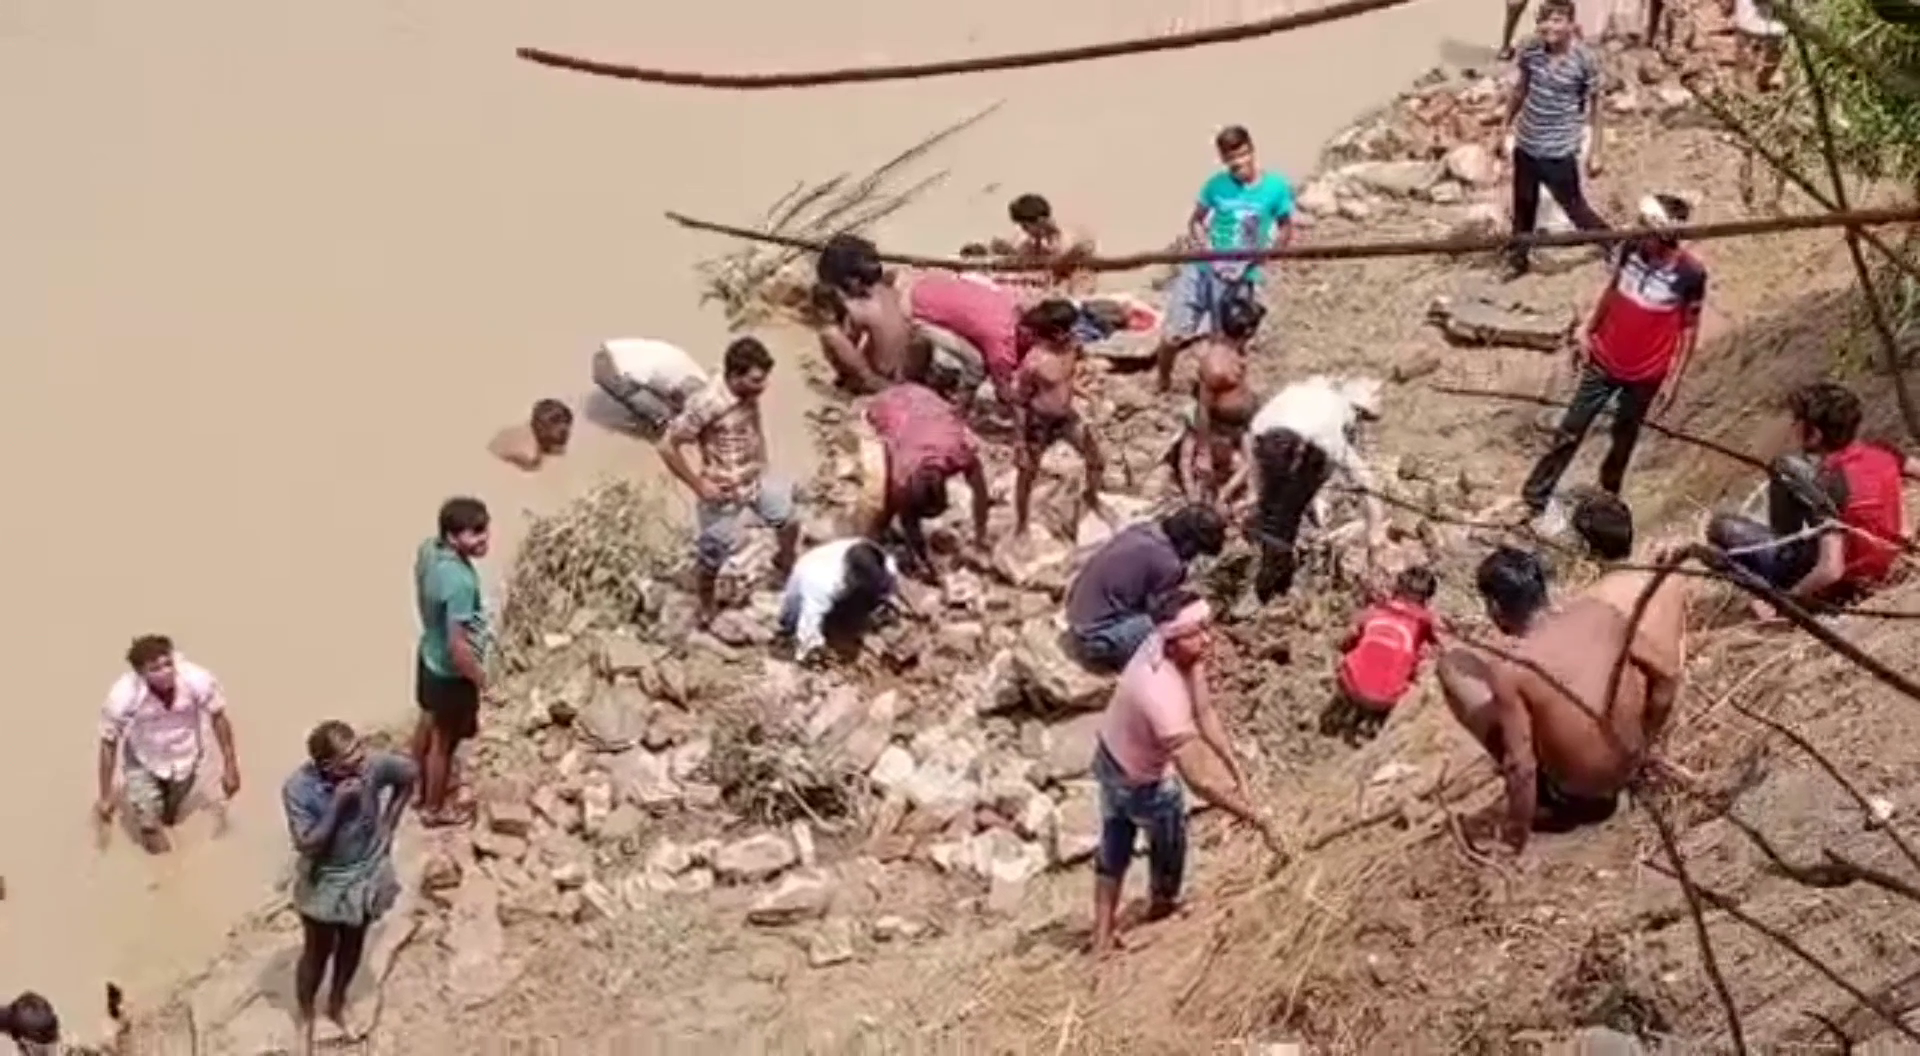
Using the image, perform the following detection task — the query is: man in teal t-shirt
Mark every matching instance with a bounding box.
[1154,124,1295,392]
[410,495,490,826]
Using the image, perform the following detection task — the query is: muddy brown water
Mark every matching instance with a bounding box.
[0,0,1483,1015]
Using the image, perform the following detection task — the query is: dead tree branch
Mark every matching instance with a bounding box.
[662,205,1920,273]
[1641,792,1752,1054]
[1642,857,1920,1043]
[515,0,1425,90]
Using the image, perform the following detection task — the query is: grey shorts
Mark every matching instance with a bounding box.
[1163,264,1262,342]
[696,477,796,571]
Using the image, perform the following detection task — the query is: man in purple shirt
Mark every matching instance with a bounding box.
[1065,505,1227,672]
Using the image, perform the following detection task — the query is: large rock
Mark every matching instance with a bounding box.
[604,747,683,810]
[443,879,522,1010]
[971,649,1023,717]
[714,833,798,882]
[576,683,650,753]
[807,918,857,968]
[869,745,917,791]
[746,870,834,925]
[991,530,1075,594]
[901,762,979,827]
[1336,159,1443,198]
[835,691,898,772]
[1296,178,1341,217]
[1012,621,1114,713]
[1443,143,1498,187]
[595,633,658,681]
[1428,290,1573,352]
[1051,783,1102,866]
[1042,713,1104,782]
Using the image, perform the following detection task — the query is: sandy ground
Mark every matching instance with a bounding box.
[0,0,1490,1016]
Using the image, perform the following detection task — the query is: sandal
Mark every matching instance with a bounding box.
[418,803,475,829]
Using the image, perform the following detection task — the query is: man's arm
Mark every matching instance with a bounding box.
[1218,435,1256,507]
[657,403,715,501]
[286,784,354,857]
[442,577,488,692]
[964,458,991,548]
[373,753,419,844]
[1333,438,1389,545]
[1506,61,1532,134]
[1187,664,1248,792]
[1583,54,1605,172]
[1488,665,1539,851]
[1658,273,1708,409]
[790,581,834,660]
[1169,736,1261,824]
[96,694,129,818]
[1186,200,1212,247]
[211,712,241,796]
[1628,627,1682,746]
[819,327,888,395]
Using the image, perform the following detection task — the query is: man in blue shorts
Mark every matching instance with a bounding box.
[1153,125,1295,393]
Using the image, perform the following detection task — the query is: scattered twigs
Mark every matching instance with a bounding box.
[1642,856,1920,1043]
[663,205,1920,273]
[1722,811,1920,904]
[515,0,1426,90]
[1783,0,1920,444]
[1640,791,1752,1054]
[1725,697,1920,874]
[1771,2,1920,105]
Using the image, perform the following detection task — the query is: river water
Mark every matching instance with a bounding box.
[0,0,1482,1014]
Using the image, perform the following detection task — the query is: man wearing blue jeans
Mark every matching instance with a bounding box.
[1090,601,1281,955]
[659,337,800,624]
[1064,505,1226,672]
[1153,124,1295,393]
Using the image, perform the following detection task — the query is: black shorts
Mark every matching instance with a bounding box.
[414,657,480,742]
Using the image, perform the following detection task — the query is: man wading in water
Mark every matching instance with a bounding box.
[283,721,416,1054]
[95,635,242,854]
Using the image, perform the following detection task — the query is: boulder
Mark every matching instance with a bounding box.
[807,918,857,968]
[576,683,650,753]
[1443,143,1498,187]
[595,633,657,681]
[714,833,798,883]
[746,870,834,926]
[1427,181,1463,205]
[901,762,979,827]
[869,745,918,791]
[443,879,522,1010]
[1337,159,1443,198]
[484,800,533,839]
[605,747,683,811]
[1012,622,1113,713]
[1016,792,1056,841]
[709,607,774,648]
[835,691,898,772]
[597,803,647,845]
[1042,713,1104,782]
[1051,783,1101,866]
[972,649,1023,717]
[1429,291,1573,352]
[1296,178,1341,217]
[991,530,1075,594]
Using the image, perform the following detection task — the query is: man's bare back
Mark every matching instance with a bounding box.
[1499,598,1655,797]
[1016,344,1078,423]
[846,282,914,381]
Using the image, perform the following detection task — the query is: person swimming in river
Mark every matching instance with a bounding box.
[487,399,573,471]
[1010,298,1108,539]
[1166,296,1263,505]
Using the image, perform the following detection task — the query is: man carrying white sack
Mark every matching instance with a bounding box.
[590,337,710,435]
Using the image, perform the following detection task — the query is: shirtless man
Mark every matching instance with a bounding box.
[1167,297,1263,504]
[810,279,919,395]
[1436,547,1681,850]
[487,399,573,471]
[1010,299,1107,538]
[1007,193,1098,296]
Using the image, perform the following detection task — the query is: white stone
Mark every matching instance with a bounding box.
[869,745,917,791]
[713,833,798,882]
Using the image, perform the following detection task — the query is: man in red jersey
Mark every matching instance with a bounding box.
[1336,567,1439,732]
[1522,194,1706,533]
[1710,382,1914,615]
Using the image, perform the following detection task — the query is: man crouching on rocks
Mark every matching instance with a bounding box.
[1090,600,1283,955]
[1436,547,1681,851]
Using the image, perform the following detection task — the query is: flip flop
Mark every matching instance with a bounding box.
[418,803,475,829]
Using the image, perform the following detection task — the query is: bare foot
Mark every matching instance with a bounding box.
[1089,930,1127,957]
[419,803,475,829]
[1143,898,1180,923]
[137,828,172,855]
[298,1013,316,1056]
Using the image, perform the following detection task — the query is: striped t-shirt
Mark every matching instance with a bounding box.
[1515,38,1599,160]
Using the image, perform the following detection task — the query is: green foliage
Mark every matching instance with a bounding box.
[1783,0,1920,185]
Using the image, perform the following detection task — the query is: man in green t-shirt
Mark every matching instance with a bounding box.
[411,496,490,826]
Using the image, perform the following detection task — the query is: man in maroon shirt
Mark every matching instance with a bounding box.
[859,380,991,586]
[1522,194,1706,527]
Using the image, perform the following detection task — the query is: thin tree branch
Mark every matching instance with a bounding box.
[515,0,1427,90]
[1641,791,1752,1054]
[662,205,1920,273]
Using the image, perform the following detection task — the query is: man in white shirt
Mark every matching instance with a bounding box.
[591,337,711,434]
[779,538,912,663]
[96,635,242,854]
[1222,375,1388,602]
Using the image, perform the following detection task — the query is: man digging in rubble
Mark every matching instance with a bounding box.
[818,234,990,398]
[1165,296,1263,506]
[808,279,919,396]
[779,536,916,665]
[1707,382,1914,618]
[659,336,800,625]
[1066,504,1228,672]
[1010,298,1108,540]
[1221,375,1389,602]
[1436,547,1682,850]
[856,378,991,586]
[1090,600,1283,955]
[1521,194,1706,535]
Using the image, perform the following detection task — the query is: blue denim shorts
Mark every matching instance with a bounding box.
[1162,264,1263,341]
[1068,612,1156,674]
[1092,741,1188,902]
[695,476,795,572]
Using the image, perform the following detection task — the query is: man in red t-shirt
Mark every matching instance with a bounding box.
[1709,382,1914,614]
[859,381,991,585]
[1522,194,1706,527]
[1337,567,1439,729]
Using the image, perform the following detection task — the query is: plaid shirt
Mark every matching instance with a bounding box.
[667,380,766,503]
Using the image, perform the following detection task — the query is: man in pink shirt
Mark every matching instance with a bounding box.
[906,270,1026,402]
[1090,601,1281,955]
[96,634,242,854]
